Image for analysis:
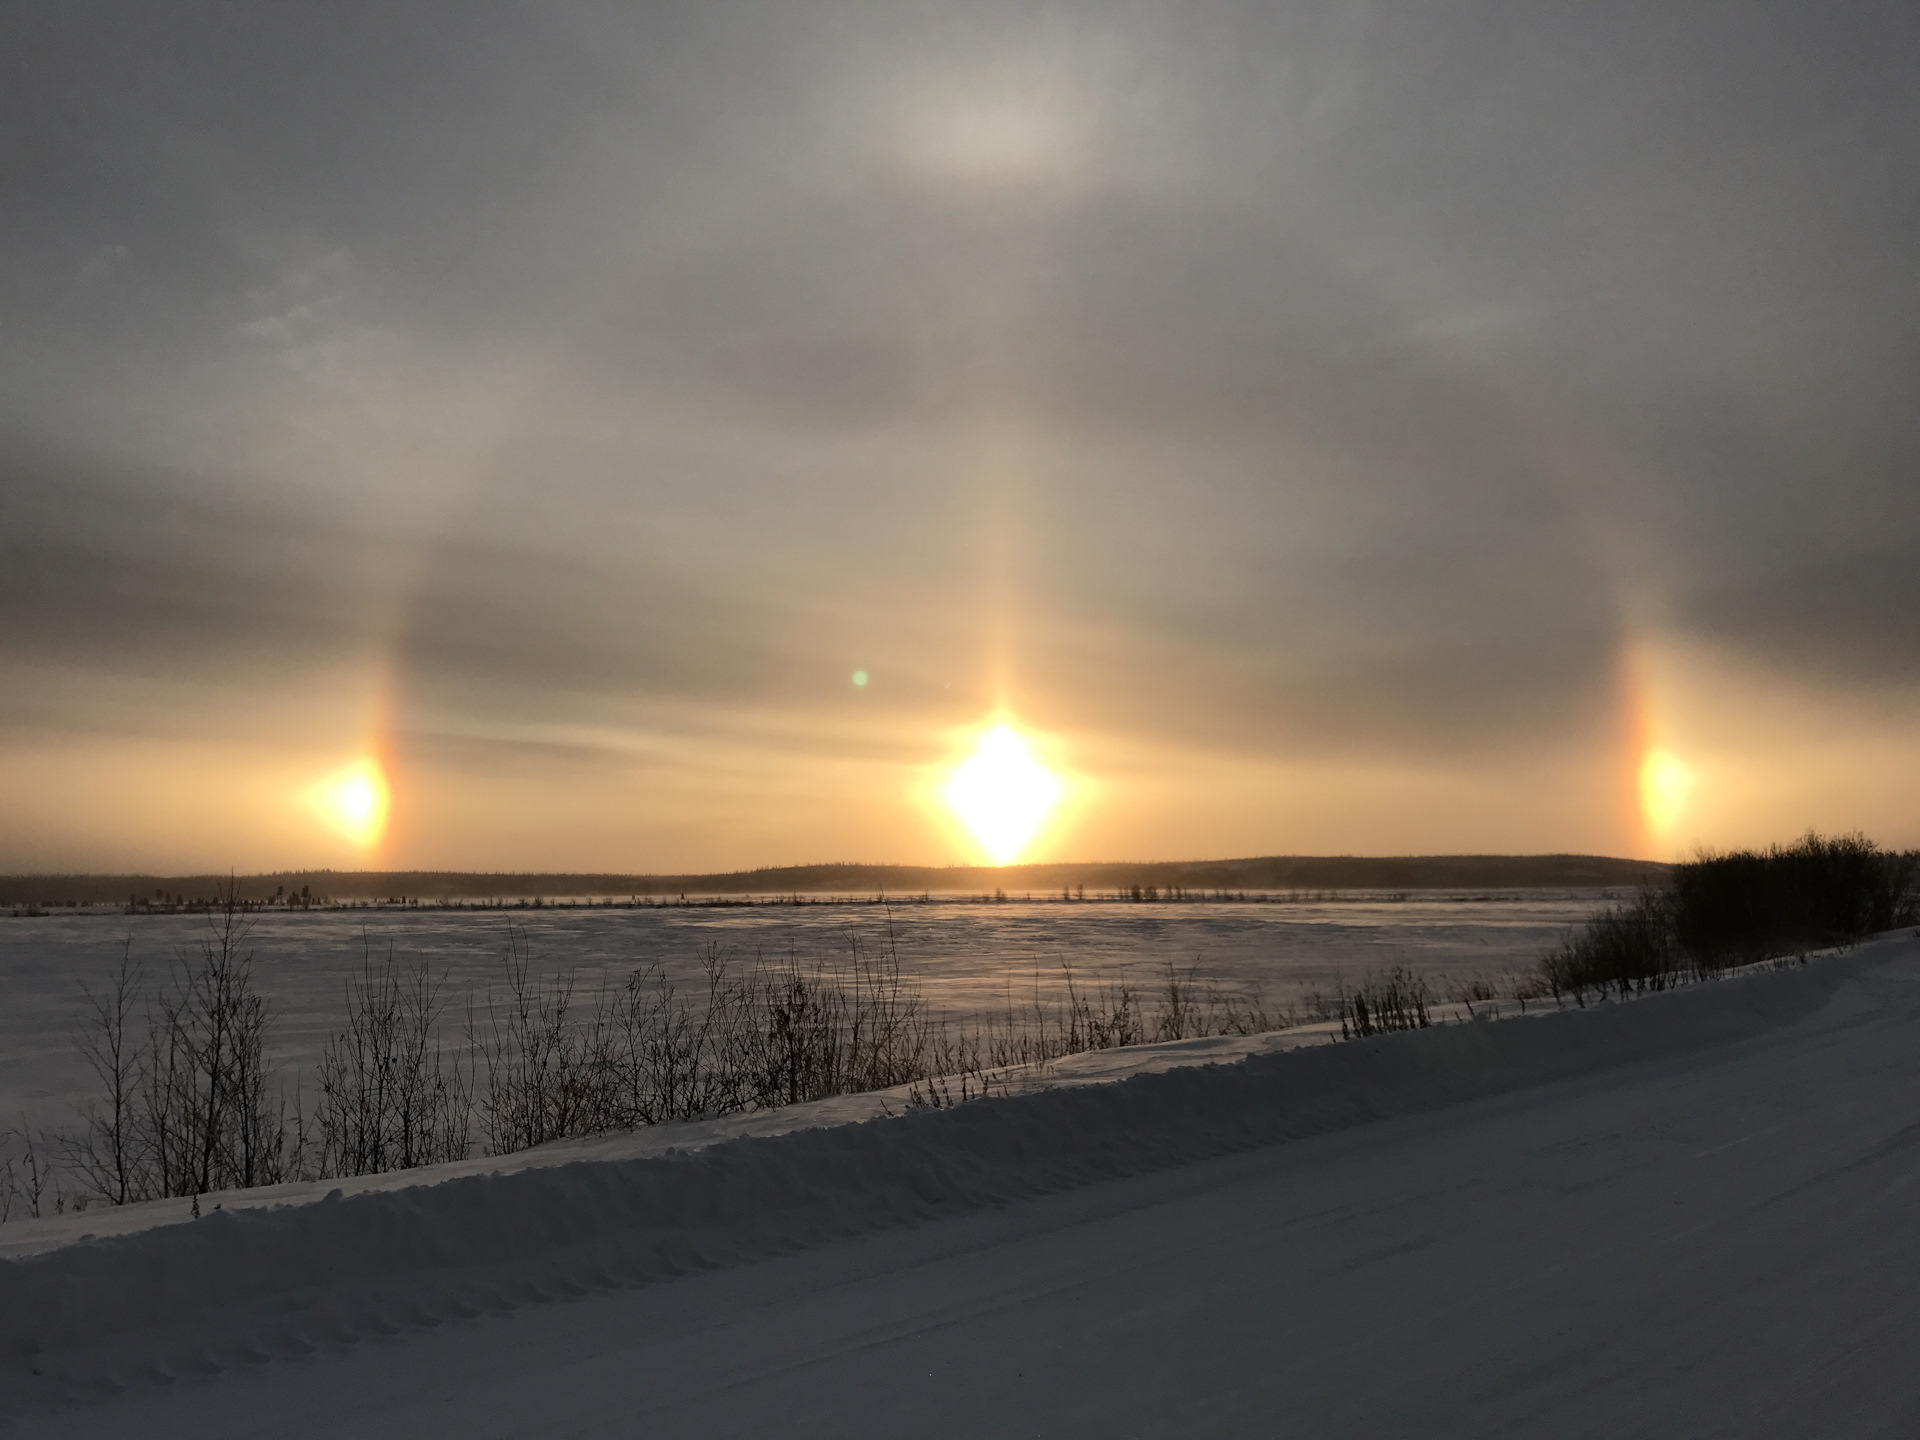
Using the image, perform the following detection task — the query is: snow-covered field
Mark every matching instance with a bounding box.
[4,932,1917,1437]
[0,891,1605,1131]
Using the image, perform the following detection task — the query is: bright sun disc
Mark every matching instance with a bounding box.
[1639,748,1694,836]
[944,724,1060,865]
[309,758,391,847]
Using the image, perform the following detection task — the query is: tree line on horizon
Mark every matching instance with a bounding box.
[0,853,1671,908]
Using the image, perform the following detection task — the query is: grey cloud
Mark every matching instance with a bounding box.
[390,529,794,718]
[0,437,799,723]
[1678,548,1920,684]
[4,1,1919,774]
[0,440,392,679]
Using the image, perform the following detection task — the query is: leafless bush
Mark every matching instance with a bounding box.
[905,1067,1004,1109]
[466,929,1306,1149]
[1540,890,1684,1002]
[1154,963,1206,1041]
[470,927,596,1154]
[57,886,307,1208]
[65,942,144,1205]
[721,936,931,1110]
[1444,972,1504,1018]
[1154,965,1308,1039]
[592,948,733,1126]
[1334,967,1432,1038]
[1054,963,1145,1052]
[468,923,942,1151]
[139,896,300,1196]
[1,1124,59,1221]
[317,941,470,1176]
[43,909,1393,1209]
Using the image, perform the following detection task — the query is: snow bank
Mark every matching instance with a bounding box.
[0,949,1864,1405]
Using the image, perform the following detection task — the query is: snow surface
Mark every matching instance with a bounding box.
[5,934,1918,1437]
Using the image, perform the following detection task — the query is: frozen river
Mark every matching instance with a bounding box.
[0,891,1612,1131]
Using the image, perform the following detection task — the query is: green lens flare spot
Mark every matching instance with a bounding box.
[851,670,869,687]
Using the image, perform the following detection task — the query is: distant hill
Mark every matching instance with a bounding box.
[2,854,1669,906]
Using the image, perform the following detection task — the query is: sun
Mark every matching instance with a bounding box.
[944,724,1061,865]
[1639,748,1694,838]
[308,757,392,848]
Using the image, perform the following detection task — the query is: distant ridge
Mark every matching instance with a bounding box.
[2,854,1668,906]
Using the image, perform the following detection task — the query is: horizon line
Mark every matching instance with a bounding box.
[1,853,1671,903]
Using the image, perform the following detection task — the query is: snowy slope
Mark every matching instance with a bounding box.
[4,936,1917,1437]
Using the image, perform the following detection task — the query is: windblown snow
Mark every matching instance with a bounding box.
[5,935,1918,1438]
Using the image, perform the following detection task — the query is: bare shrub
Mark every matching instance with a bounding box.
[1540,890,1681,1001]
[905,1067,1004,1110]
[594,950,732,1126]
[316,942,470,1177]
[729,929,936,1108]
[1335,967,1432,1038]
[140,895,299,1196]
[1054,963,1145,1052]
[1,1124,58,1220]
[1151,965,1307,1039]
[1154,963,1206,1041]
[469,922,942,1150]
[44,908,1423,1206]
[1444,973,1501,1017]
[470,928,595,1155]
[58,885,307,1208]
[65,942,145,1205]
[1215,983,1304,1036]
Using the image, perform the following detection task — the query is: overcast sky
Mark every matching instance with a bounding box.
[4,2,1918,872]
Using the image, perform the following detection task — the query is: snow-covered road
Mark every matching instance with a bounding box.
[8,939,1919,1437]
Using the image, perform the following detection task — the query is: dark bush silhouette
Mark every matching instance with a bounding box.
[1335,967,1432,1037]
[1541,832,1919,1000]
[1673,832,1918,967]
